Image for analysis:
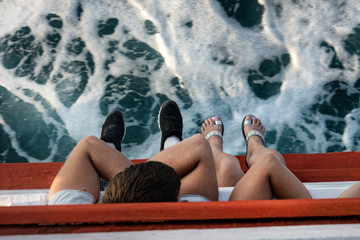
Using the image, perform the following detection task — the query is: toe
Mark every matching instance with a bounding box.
[245,115,253,123]
[252,117,259,125]
[213,115,222,123]
[201,123,206,134]
[201,117,213,135]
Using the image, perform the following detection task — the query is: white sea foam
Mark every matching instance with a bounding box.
[1,0,360,161]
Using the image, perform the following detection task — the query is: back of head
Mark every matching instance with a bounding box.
[102,161,180,203]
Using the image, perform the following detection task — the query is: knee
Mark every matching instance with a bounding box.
[219,157,242,184]
[256,150,286,169]
[188,134,213,162]
[78,135,101,148]
[221,157,241,174]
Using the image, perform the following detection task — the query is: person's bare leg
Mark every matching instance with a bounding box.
[150,134,218,201]
[337,182,360,198]
[49,135,133,200]
[200,116,243,187]
[229,115,312,201]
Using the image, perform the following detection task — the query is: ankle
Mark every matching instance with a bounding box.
[246,139,267,165]
[208,136,223,150]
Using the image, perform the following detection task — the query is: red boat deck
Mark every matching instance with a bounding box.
[1,152,360,235]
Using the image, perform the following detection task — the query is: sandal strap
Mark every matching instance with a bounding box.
[205,130,223,141]
[246,130,265,144]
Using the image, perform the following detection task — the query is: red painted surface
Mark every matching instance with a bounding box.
[1,152,360,235]
[2,198,360,224]
[1,199,360,235]
[0,159,146,190]
[2,152,360,190]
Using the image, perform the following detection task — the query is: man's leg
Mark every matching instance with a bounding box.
[155,100,218,200]
[99,110,126,190]
[150,134,219,201]
[49,135,133,200]
[229,115,312,200]
[201,116,244,187]
[49,110,129,200]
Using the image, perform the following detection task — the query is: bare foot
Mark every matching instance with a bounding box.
[242,115,265,165]
[201,116,223,150]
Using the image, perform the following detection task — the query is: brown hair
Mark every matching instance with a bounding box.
[101,161,180,203]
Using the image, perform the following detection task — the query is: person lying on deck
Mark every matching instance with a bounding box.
[48,100,218,205]
[200,114,360,200]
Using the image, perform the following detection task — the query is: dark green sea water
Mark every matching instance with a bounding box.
[1,0,360,162]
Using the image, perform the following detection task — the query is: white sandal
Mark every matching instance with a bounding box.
[205,130,223,141]
[246,130,265,144]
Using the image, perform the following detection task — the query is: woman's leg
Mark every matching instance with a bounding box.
[201,116,243,187]
[229,115,312,201]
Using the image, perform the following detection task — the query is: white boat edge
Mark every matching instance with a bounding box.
[0,181,358,206]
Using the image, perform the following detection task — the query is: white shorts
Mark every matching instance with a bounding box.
[48,190,96,205]
[48,190,210,205]
[179,194,210,202]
